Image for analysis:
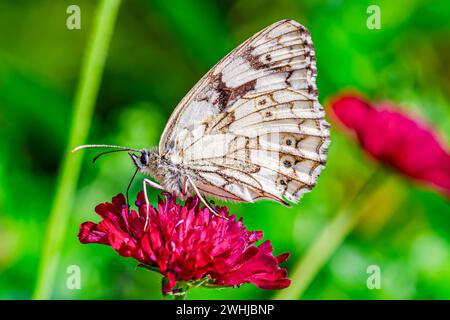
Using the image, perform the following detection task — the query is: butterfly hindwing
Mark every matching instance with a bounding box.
[158,19,330,204]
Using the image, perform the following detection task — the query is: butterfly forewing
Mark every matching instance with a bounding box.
[159,19,330,204]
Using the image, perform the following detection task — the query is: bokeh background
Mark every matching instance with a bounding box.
[1,0,449,299]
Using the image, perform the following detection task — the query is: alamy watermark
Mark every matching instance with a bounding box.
[366,264,381,290]
[66,265,81,290]
[367,5,381,30]
[66,5,81,30]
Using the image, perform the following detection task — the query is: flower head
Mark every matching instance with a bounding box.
[331,94,450,195]
[78,192,290,296]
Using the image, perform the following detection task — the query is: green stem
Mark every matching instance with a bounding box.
[32,0,121,299]
[273,166,387,300]
[173,293,187,300]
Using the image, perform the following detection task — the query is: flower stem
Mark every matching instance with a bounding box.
[273,166,388,300]
[32,0,121,299]
[173,293,187,300]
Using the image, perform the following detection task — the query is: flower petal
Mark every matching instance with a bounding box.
[78,221,109,245]
[79,192,291,294]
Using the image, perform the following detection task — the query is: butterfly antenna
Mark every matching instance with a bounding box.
[71,144,140,153]
[91,149,129,163]
[72,144,141,163]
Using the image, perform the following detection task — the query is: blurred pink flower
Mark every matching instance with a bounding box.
[331,94,450,196]
[78,192,290,295]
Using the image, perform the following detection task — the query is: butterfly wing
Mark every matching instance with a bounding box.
[158,19,330,204]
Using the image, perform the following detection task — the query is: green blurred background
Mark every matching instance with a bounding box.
[1,0,449,299]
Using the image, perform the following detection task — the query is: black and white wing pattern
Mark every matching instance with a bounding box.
[159,19,330,205]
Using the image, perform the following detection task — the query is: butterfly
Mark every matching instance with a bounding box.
[74,19,330,224]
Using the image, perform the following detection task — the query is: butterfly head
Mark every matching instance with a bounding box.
[128,147,160,174]
[129,149,150,170]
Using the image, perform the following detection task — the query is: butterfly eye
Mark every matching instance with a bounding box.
[140,152,148,165]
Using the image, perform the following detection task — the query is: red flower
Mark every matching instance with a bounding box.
[78,192,290,295]
[331,94,450,195]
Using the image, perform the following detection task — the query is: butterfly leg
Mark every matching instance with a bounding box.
[142,178,164,230]
[186,175,229,220]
